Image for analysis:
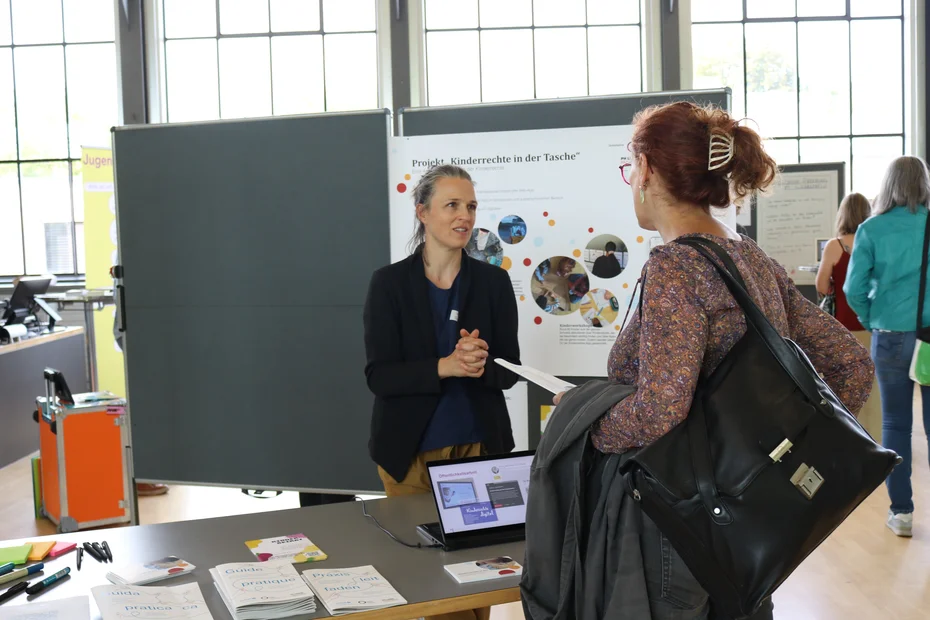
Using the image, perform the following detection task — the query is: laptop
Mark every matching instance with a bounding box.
[418,451,534,551]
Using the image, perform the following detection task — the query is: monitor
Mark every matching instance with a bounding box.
[2,276,53,324]
[426,451,533,536]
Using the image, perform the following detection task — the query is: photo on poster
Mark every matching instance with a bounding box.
[579,289,620,328]
[498,215,527,245]
[530,257,590,316]
[584,235,629,279]
[466,228,504,266]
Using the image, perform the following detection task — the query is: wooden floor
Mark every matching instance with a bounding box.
[2,409,928,619]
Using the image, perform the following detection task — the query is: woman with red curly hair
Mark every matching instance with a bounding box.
[589,102,875,618]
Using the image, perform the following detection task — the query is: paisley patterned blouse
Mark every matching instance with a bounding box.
[591,234,875,454]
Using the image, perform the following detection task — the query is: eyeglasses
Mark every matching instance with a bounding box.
[619,162,633,186]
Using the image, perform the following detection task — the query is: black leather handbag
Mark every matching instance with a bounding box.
[621,236,900,619]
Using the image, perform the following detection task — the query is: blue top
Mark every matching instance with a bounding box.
[418,275,481,452]
[844,205,930,331]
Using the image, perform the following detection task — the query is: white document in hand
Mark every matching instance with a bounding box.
[494,359,576,395]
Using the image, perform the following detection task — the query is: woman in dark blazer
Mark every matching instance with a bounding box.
[363,164,520,504]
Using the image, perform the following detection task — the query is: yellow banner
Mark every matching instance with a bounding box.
[82,147,125,396]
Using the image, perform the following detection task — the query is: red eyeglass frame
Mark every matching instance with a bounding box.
[619,162,633,186]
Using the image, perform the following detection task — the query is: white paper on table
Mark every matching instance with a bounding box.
[495,359,576,395]
[0,596,90,620]
[92,583,214,620]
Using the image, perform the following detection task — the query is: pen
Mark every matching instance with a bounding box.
[76,546,82,571]
[82,543,104,562]
[91,543,105,560]
[0,582,28,605]
[0,563,13,577]
[0,563,44,586]
[102,541,112,562]
[25,567,70,597]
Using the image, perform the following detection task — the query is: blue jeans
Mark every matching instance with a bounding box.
[872,330,930,514]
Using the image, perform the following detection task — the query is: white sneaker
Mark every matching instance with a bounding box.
[886,511,913,537]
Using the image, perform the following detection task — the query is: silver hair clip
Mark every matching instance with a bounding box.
[708,132,735,171]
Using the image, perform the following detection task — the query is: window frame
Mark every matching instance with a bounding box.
[414,0,652,107]
[153,0,383,124]
[687,0,918,193]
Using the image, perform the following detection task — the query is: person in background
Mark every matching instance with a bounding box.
[845,156,930,538]
[592,241,623,278]
[816,193,882,443]
[363,165,520,620]
[576,101,873,618]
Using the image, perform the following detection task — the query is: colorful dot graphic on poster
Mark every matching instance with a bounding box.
[543,211,548,217]
[534,237,544,247]
[520,295,526,301]
[404,174,411,180]
[616,325,621,331]
[637,236,644,243]
[397,183,407,193]
[501,256,512,270]
[523,258,532,266]
[548,219,556,226]
[531,256,590,317]
[573,249,582,258]
[588,227,594,233]
[623,283,629,289]
[534,317,543,325]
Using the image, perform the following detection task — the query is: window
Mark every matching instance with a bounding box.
[0,0,116,277]
[692,0,906,197]
[423,0,643,106]
[160,0,379,123]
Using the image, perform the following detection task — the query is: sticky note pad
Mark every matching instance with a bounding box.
[0,544,33,565]
[27,541,55,561]
[48,542,76,558]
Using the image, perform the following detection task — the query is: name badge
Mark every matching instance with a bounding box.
[450,310,459,322]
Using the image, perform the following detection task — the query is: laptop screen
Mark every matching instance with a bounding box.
[428,452,534,536]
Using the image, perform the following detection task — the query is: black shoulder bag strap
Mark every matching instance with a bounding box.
[675,237,826,409]
[917,211,930,338]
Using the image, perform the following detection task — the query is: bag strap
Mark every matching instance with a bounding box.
[918,211,930,331]
[674,237,826,411]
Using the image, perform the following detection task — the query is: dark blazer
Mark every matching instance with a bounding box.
[363,250,521,483]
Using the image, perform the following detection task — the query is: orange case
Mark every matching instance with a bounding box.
[38,397,131,533]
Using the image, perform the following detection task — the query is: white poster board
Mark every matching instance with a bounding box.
[390,126,643,377]
[756,167,842,285]
[389,126,737,377]
[504,382,528,451]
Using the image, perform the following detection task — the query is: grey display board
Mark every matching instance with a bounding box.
[399,89,731,136]
[112,110,392,493]
[399,90,731,450]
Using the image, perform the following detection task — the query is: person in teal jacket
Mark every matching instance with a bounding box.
[845,155,930,538]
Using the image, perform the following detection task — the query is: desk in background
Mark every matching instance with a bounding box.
[0,327,86,468]
[39,289,115,392]
[0,493,523,620]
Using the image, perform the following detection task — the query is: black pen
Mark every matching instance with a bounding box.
[26,567,70,597]
[0,582,29,605]
[76,546,83,570]
[82,543,104,562]
[91,542,105,558]
[102,541,112,562]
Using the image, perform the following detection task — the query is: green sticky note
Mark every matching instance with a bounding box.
[0,544,33,565]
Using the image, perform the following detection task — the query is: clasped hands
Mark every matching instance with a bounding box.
[438,329,489,379]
